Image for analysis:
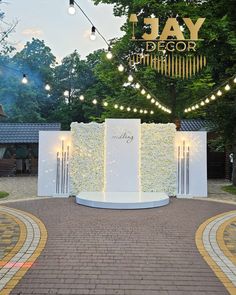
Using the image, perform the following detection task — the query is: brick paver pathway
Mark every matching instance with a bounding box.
[1,198,235,295]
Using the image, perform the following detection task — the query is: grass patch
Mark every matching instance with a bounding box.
[0,191,9,199]
[222,185,236,195]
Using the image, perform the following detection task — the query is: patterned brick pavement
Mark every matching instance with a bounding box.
[0,198,234,295]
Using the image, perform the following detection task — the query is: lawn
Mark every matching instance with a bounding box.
[222,185,236,195]
[0,191,9,199]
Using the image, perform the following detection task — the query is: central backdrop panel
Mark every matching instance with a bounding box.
[105,119,140,192]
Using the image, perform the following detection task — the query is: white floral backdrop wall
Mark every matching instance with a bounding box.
[70,122,104,193]
[70,122,176,195]
[141,123,176,195]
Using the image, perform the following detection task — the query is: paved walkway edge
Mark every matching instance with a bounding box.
[0,206,47,295]
[195,210,236,295]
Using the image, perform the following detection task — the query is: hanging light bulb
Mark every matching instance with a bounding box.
[151,98,155,104]
[200,101,205,106]
[155,101,159,106]
[64,90,69,97]
[106,46,113,60]
[146,94,151,99]
[103,101,108,107]
[135,83,140,89]
[234,77,236,83]
[225,84,230,91]
[79,95,84,101]
[150,110,154,115]
[128,74,134,82]
[140,109,143,113]
[144,110,148,114]
[127,107,131,112]
[120,105,124,110]
[217,90,222,96]
[114,104,118,109]
[92,99,97,105]
[191,106,195,110]
[22,74,28,84]
[90,26,96,41]
[195,104,199,109]
[188,108,191,112]
[141,89,146,95]
[68,0,76,15]
[133,108,137,113]
[118,64,124,72]
[184,109,188,113]
[45,84,51,91]
[211,94,216,100]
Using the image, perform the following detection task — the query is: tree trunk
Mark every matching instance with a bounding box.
[232,125,236,186]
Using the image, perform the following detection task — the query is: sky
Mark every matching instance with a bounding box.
[3,0,125,62]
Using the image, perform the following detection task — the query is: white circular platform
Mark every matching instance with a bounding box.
[76,192,169,209]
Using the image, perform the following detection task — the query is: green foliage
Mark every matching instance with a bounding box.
[221,185,236,195]
[0,191,9,198]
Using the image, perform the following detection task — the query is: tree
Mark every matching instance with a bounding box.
[91,0,236,184]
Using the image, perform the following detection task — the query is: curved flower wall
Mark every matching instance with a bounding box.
[141,123,176,195]
[70,122,104,193]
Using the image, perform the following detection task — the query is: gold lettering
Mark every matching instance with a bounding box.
[160,18,185,40]
[187,41,196,51]
[183,18,205,40]
[166,41,175,52]
[142,18,159,40]
[176,41,187,51]
[157,41,166,51]
[146,41,156,52]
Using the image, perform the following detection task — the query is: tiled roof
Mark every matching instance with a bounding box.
[180,119,214,131]
[0,123,61,143]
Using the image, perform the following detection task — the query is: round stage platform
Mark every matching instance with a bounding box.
[76,192,169,209]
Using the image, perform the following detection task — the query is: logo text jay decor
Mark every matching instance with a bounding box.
[129,15,206,79]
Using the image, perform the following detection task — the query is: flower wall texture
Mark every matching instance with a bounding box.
[70,122,176,195]
[70,122,104,193]
[141,123,176,195]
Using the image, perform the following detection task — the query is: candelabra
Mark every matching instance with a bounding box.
[56,139,70,195]
[177,140,190,195]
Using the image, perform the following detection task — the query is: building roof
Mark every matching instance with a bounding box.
[0,123,61,143]
[180,119,215,132]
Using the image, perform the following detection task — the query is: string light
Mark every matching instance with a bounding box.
[45,84,51,91]
[79,95,84,101]
[103,101,108,107]
[90,26,96,41]
[146,94,151,99]
[64,90,69,97]
[135,83,140,89]
[120,105,124,110]
[92,99,97,105]
[118,64,124,72]
[184,75,236,113]
[225,84,230,91]
[114,104,118,109]
[68,0,76,15]
[151,98,155,104]
[133,108,137,112]
[141,89,146,95]
[128,74,134,82]
[106,46,113,60]
[127,107,131,111]
[21,74,28,84]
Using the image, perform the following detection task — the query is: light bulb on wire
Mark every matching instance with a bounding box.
[22,74,28,84]
[79,95,84,101]
[106,46,113,60]
[92,99,97,105]
[68,0,76,15]
[118,64,124,72]
[90,26,96,41]
[45,84,51,91]
[128,74,134,82]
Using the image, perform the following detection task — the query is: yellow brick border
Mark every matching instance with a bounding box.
[0,206,48,295]
[195,210,236,295]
